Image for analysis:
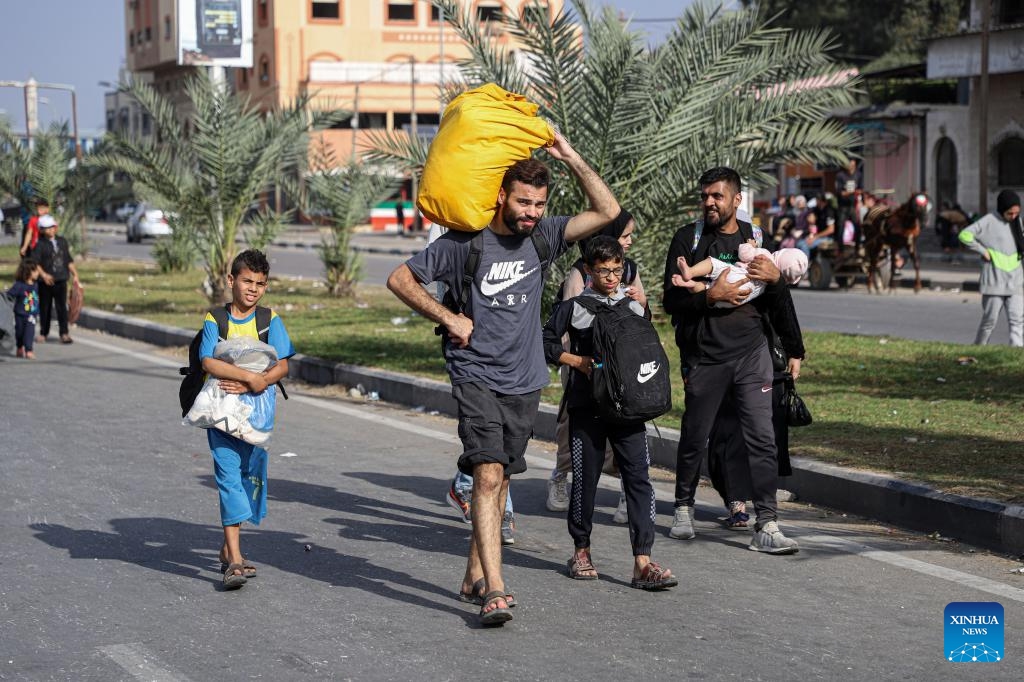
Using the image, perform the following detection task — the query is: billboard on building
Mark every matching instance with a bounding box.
[177,0,253,67]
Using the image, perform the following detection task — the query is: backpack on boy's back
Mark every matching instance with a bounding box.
[178,304,287,418]
[572,296,671,424]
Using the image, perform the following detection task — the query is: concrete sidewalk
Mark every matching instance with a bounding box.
[74,306,1024,557]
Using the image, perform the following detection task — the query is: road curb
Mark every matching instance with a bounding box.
[75,307,1024,556]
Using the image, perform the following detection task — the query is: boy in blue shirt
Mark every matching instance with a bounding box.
[199,250,295,589]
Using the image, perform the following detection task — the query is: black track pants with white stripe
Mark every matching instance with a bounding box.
[567,410,656,556]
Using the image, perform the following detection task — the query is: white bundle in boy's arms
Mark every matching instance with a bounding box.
[184,337,278,446]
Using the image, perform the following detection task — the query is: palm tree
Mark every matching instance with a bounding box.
[90,75,344,302]
[306,138,401,296]
[0,122,92,255]
[368,0,859,276]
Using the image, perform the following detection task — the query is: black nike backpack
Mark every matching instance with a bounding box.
[573,296,671,424]
[178,305,287,418]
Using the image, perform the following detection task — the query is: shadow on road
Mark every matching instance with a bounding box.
[28,516,481,626]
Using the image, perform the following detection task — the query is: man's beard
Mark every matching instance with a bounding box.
[704,205,733,228]
[503,206,537,235]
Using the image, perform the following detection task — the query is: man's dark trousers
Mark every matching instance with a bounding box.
[38,279,69,338]
[675,341,779,524]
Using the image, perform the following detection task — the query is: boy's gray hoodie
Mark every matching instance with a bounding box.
[959,213,1024,295]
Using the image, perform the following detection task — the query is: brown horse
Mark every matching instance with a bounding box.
[861,193,930,292]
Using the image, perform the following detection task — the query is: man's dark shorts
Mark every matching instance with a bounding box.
[453,382,541,476]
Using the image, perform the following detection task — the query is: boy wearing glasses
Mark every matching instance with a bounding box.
[541,236,677,591]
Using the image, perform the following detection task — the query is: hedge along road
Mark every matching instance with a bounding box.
[81,228,1011,346]
[3,328,1024,680]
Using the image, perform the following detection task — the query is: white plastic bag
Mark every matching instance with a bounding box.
[184,337,278,445]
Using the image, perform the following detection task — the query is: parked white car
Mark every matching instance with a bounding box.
[126,204,172,243]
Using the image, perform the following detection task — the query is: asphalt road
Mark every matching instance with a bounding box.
[3,331,1023,680]
[81,227,1013,346]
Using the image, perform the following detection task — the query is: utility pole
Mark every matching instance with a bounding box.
[410,56,420,231]
[979,0,991,214]
[351,83,359,164]
[25,78,38,148]
[438,5,445,114]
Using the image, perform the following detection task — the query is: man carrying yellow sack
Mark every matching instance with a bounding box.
[388,132,619,626]
[417,83,558,232]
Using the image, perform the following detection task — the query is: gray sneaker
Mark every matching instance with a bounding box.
[501,511,515,546]
[668,505,695,540]
[546,472,569,512]
[749,521,799,555]
[612,492,628,524]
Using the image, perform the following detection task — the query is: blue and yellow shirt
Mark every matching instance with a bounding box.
[198,308,295,362]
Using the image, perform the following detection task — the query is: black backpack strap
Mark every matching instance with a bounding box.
[454,231,484,314]
[210,305,230,341]
[530,229,551,281]
[255,306,272,343]
[254,306,289,400]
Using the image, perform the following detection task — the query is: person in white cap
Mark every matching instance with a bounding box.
[29,214,81,344]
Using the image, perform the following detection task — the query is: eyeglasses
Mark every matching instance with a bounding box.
[594,267,624,278]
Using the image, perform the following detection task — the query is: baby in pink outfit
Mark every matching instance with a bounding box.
[672,242,807,308]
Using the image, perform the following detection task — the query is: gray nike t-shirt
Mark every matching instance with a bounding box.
[406,216,570,394]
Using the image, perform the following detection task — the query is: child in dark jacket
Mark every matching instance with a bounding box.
[7,258,43,359]
[542,236,676,591]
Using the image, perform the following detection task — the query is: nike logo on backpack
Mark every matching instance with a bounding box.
[636,361,661,383]
[479,261,538,296]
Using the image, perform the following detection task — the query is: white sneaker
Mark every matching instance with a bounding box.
[749,521,799,555]
[546,473,569,512]
[612,493,628,524]
[501,511,515,546]
[668,505,695,540]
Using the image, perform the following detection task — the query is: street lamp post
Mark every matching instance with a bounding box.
[35,82,83,162]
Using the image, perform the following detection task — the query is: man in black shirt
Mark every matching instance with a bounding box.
[30,214,81,344]
[661,167,798,554]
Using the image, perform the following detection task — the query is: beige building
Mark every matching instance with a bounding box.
[124,1,565,160]
[926,0,1024,215]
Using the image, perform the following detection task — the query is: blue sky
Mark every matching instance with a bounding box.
[0,0,694,133]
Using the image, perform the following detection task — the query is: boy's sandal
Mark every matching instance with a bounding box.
[630,562,679,591]
[566,552,599,580]
[221,561,257,578]
[725,511,750,530]
[457,577,516,608]
[479,591,513,626]
[222,563,248,590]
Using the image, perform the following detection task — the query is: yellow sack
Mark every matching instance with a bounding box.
[417,83,555,232]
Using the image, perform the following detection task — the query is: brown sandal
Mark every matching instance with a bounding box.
[222,562,247,590]
[457,578,516,607]
[479,591,513,626]
[631,561,678,591]
[567,551,599,580]
[221,561,257,578]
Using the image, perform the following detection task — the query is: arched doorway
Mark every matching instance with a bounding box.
[934,137,958,209]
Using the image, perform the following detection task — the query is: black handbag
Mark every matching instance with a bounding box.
[784,374,812,427]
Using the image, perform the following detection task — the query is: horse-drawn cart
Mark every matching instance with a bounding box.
[804,192,929,292]
[805,246,891,290]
